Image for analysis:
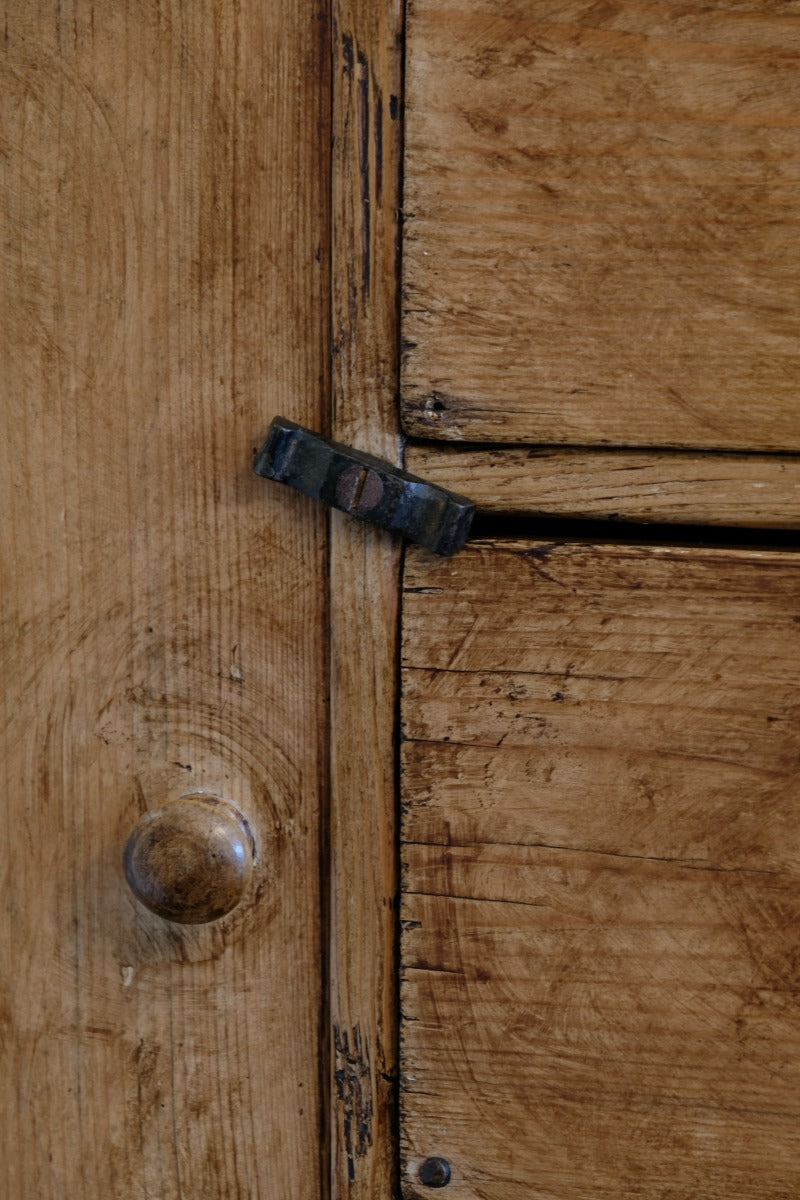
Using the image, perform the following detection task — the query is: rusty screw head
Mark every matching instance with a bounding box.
[334,464,384,515]
[418,1157,451,1188]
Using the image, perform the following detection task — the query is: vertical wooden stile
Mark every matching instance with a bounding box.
[329,0,405,1196]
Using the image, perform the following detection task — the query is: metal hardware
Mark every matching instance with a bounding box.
[253,416,475,556]
[418,1157,452,1188]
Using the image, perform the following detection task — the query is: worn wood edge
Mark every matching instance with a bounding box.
[329,1,404,1196]
[405,444,800,529]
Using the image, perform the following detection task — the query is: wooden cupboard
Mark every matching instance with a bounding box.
[398,3,800,1196]
[1,1,798,1198]
[397,2,800,1196]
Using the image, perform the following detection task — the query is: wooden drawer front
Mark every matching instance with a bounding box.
[400,540,800,1198]
[401,0,800,450]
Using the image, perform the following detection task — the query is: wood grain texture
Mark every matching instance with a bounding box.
[401,0,800,449]
[329,0,404,1196]
[0,2,329,1196]
[400,539,800,1198]
[405,444,800,528]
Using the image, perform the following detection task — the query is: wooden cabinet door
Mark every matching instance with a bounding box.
[400,0,800,450]
[0,3,329,1195]
[400,539,800,1198]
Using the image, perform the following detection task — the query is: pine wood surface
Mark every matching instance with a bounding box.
[1,3,329,1196]
[400,0,800,450]
[405,444,800,528]
[400,539,800,1198]
[329,0,404,1195]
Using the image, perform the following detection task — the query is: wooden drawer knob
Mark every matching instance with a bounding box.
[123,794,254,924]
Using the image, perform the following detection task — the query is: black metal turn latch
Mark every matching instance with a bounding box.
[254,416,475,556]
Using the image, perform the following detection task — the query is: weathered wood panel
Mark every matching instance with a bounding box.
[400,540,800,1198]
[329,0,404,1195]
[401,0,800,449]
[406,444,800,528]
[0,2,329,1196]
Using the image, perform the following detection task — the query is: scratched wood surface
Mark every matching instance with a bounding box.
[406,445,800,528]
[0,3,329,1197]
[401,0,800,449]
[400,540,800,1198]
[329,0,404,1195]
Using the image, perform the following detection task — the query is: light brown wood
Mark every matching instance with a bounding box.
[0,2,329,1196]
[400,539,800,1198]
[329,0,404,1195]
[401,0,800,450]
[406,444,800,528]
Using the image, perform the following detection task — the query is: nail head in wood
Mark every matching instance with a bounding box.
[418,1156,452,1188]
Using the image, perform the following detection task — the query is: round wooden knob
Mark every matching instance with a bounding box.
[123,794,254,924]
